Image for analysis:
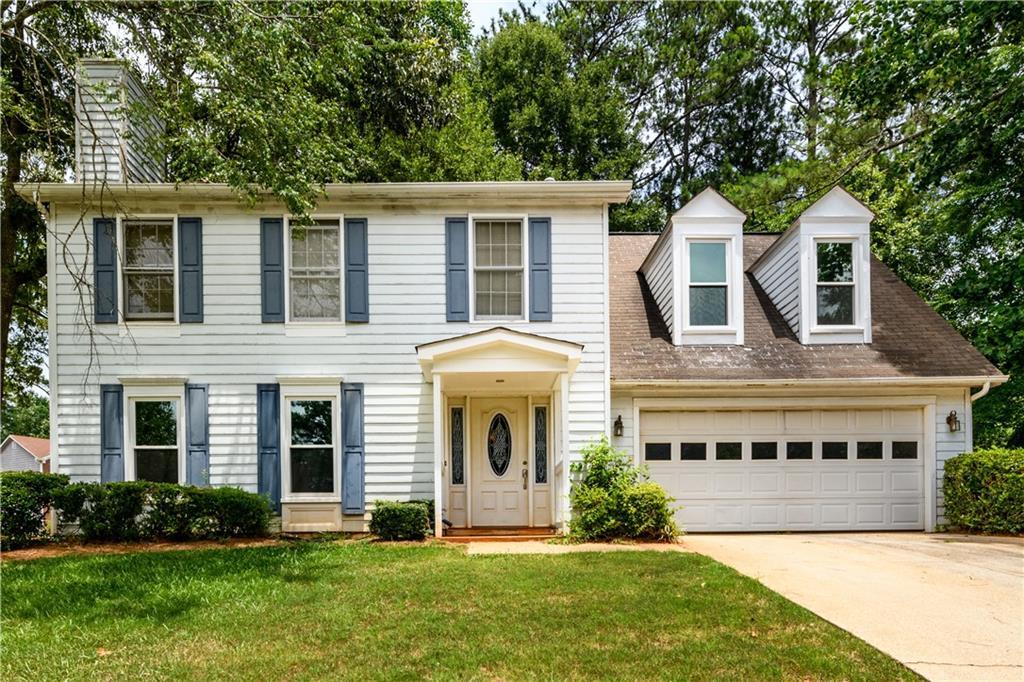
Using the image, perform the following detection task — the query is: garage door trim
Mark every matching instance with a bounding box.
[631,396,937,531]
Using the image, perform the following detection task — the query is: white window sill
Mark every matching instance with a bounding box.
[470,318,527,325]
[281,496,341,505]
[810,324,864,334]
[284,322,348,337]
[119,323,181,338]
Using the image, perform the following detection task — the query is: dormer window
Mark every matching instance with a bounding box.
[688,241,729,326]
[815,241,855,326]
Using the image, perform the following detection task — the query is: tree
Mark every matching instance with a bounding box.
[1,0,516,407]
[838,1,1024,445]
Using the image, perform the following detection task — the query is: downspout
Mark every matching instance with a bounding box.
[970,381,992,402]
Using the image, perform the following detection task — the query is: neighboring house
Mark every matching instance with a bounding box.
[15,58,1006,535]
[1,435,51,473]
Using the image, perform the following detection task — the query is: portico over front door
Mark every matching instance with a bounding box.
[472,397,529,526]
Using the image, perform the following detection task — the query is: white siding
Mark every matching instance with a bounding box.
[639,231,674,337]
[51,202,609,512]
[751,228,800,336]
[935,390,970,526]
[1,441,42,472]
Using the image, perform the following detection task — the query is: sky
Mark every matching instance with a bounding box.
[466,0,528,35]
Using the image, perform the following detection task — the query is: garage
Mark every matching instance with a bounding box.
[640,408,925,532]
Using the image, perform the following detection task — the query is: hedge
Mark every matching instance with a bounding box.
[943,448,1024,534]
[0,472,272,549]
[369,501,431,541]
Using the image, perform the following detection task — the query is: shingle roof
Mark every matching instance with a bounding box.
[610,233,1005,384]
[3,435,50,460]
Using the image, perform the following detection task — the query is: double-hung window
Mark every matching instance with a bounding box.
[285,396,338,496]
[815,241,855,325]
[473,219,524,320]
[123,219,175,320]
[687,241,729,326]
[129,396,182,483]
[289,219,342,321]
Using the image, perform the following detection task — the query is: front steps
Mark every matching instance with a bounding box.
[443,526,559,543]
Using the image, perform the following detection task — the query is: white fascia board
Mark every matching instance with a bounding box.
[611,375,1009,390]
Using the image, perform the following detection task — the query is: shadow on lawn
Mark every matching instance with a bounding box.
[0,542,396,624]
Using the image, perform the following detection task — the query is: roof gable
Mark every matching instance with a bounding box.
[800,186,875,220]
[671,187,747,221]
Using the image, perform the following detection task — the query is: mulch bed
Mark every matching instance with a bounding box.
[1,537,283,562]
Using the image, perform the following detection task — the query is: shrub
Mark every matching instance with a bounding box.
[75,481,150,541]
[943,448,1024,534]
[569,437,679,541]
[205,486,271,537]
[0,472,70,549]
[369,500,430,541]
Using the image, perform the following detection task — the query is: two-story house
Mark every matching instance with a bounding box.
[18,59,1006,535]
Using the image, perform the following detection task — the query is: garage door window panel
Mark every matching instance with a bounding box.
[786,441,813,460]
[857,441,883,460]
[822,441,849,460]
[680,442,707,461]
[892,441,919,460]
[751,442,778,460]
[645,442,671,461]
[687,241,729,327]
[716,442,742,461]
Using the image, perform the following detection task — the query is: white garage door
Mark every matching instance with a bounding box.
[640,408,925,532]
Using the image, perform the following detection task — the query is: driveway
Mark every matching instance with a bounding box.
[683,533,1023,681]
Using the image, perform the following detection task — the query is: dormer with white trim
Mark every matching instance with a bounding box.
[640,188,746,345]
[751,186,874,345]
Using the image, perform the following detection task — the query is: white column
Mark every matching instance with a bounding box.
[432,374,444,538]
[559,372,571,533]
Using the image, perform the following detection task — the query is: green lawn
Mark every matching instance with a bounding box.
[1,542,915,681]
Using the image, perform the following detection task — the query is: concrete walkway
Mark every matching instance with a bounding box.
[683,533,1024,682]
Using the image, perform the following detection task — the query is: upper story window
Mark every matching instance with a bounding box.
[816,241,855,326]
[687,241,729,326]
[289,219,342,321]
[128,396,182,484]
[123,219,175,320]
[474,219,524,320]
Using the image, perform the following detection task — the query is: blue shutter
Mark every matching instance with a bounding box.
[345,218,369,322]
[100,384,124,482]
[529,217,552,321]
[260,218,285,323]
[256,384,281,511]
[341,383,365,514]
[178,217,204,322]
[185,384,209,485]
[94,218,118,323]
[445,217,469,321]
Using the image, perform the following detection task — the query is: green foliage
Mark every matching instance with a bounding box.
[368,500,430,541]
[2,472,270,546]
[0,471,69,548]
[568,437,679,541]
[942,449,1024,534]
[0,391,48,441]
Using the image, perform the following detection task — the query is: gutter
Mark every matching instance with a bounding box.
[611,375,1010,390]
[15,180,635,204]
[970,380,992,402]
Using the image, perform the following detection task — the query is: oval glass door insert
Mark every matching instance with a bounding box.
[487,414,512,476]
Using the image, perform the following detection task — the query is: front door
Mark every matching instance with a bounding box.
[472,397,529,526]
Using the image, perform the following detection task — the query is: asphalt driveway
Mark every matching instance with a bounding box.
[683,533,1023,682]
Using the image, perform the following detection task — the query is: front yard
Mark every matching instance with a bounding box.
[1,542,914,680]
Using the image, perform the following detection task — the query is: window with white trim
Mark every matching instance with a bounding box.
[473,219,524,319]
[129,397,181,483]
[123,219,175,320]
[687,240,729,326]
[289,218,342,321]
[286,395,337,491]
[815,241,855,325]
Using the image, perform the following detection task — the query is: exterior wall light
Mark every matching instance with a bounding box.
[946,410,961,433]
[613,415,624,437]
